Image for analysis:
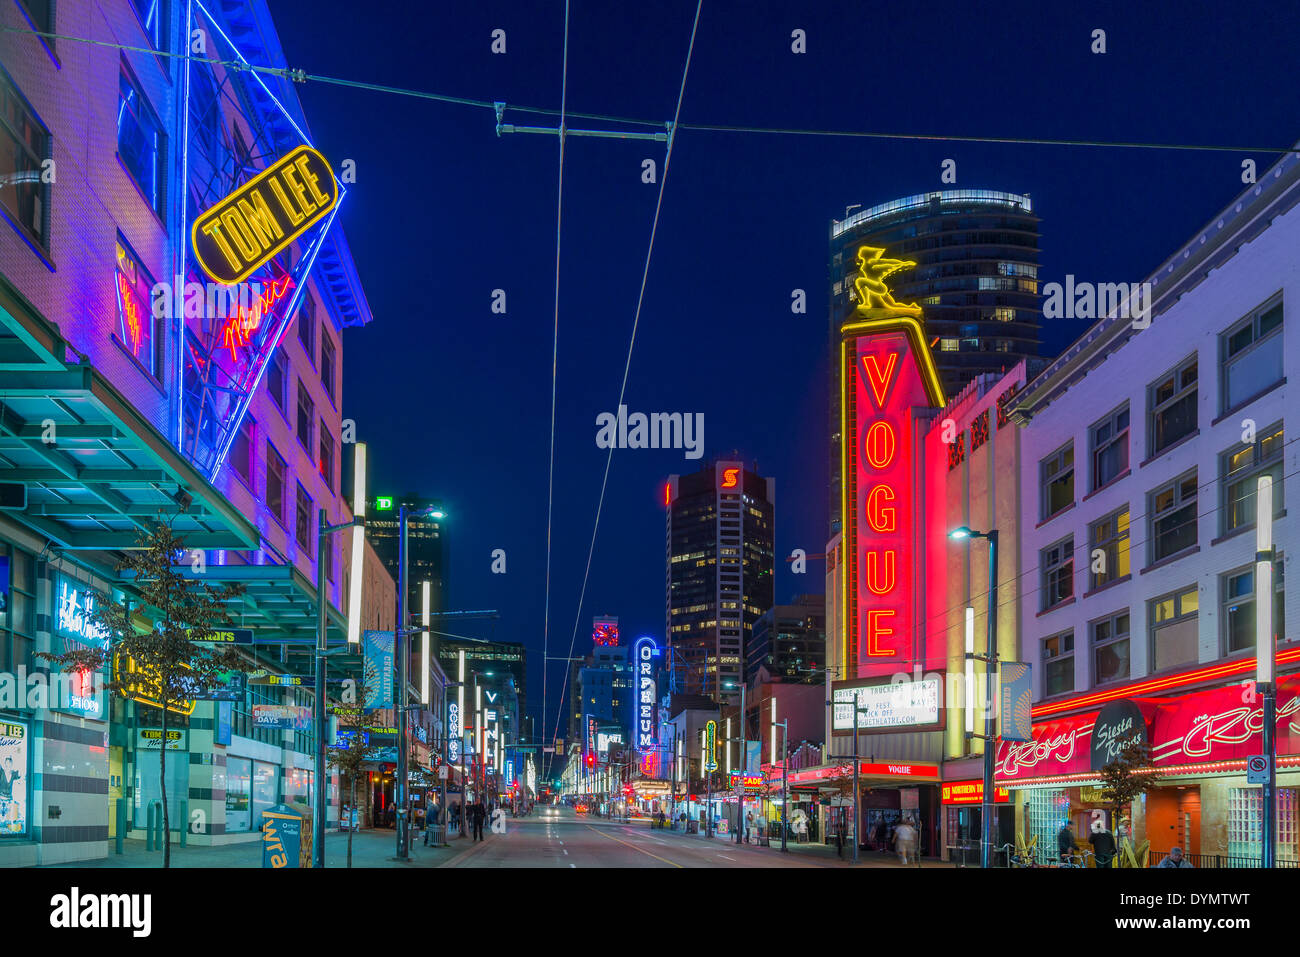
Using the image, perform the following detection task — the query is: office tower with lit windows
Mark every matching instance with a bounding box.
[665,460,775,697]
[828,190,1041,534]
[365,494,448,616]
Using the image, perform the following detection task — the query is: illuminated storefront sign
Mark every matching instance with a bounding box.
[841,246,944,671]
[448,702,461,762]
[832,678,942,732]
[728,772,762,790]
[526,758,536,793]
[633,636,658,751]
[252,705,312,730]
[218,274,295,361]
[484,691,499,771]
[191,145,339,285]
[114,652,196,716]
[704,720,718,772]
[56,578,111,648]
[0,718,29,836]
[53,578,109,719]
[941,780,1010,805]
[719,465,740,489]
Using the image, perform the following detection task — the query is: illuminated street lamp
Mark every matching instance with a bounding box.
[1257,475,1278,867]
[949,524,999,869]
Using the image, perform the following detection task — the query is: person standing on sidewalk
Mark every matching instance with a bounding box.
[894,817,917,865]
[835,815,845,859]
[470,801,486,842]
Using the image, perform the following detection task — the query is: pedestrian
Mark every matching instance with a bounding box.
[873,818,887,852]
[894,816,918,865]
[470,800,486,842]
[1090,821,1117,869]
[835,815,845,859]
[1057,822,1076,863]
[745,811,753,845]
[424,800,441,846]
[1157,846,1194,868]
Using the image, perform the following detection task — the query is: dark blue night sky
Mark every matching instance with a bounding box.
[269,0,1299,745]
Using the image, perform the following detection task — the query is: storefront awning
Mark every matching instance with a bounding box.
[0,276,259,551]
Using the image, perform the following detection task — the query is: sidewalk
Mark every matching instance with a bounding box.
[39,828,474,869]
[636,821,950,867]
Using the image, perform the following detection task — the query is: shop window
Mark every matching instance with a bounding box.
[1149,586,1198,672]
[266,443,286,526]
[1089,404,1129,490]
[1042,631,1073,696]
[1221,299,1283,412]
[230,416,254,487]
[1149,471,1198,563]
[1026,789,1070,864]
[114,238,164,379]
[1040,442,1074,520]
[296,483,313,551]
[1040,536,1074,611]
[1091,611,1130,685]
[267,349,287,416]
[297,381,314,451]
[1228,787,1298,863]
[1221,422,1284,534]
[0,67,51,248]
[117,63,166,217]
[0,546,37,676]
[1148,355,1197,455]
[1221,562,1285,656]
[1089,507,1130,590]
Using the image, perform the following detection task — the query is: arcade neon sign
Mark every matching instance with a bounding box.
[841,246,944,668]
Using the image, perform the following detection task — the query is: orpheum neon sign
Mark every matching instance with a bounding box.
[841,246,944,670]
[633,636,659,751]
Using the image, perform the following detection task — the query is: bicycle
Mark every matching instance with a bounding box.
[997,842,1041,868]
[1058,848,1094,868]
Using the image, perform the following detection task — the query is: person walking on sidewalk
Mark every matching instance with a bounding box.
[470,801,486,842]
[894,817,918,865]
[745,811,753,845]
[835,816,845,859]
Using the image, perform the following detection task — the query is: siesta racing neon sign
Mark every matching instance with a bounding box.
[841,246,945,670]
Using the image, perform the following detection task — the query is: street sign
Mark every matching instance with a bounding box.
[191,628,254,645]
[248,672,314,688]
[1247,754,1272,784]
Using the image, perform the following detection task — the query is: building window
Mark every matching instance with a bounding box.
[114,238,163,378]
[970,410,990,453]
[1041,536,1074,611]
[1222,299,1283,412]
[1091,611,1130,685]
[1222,422,1284,534]
[267,350,286,415]
[231,416,254,487]
[117,64,166,217]
[16,0,54,31]
[947,432,965,470]
[128,0,169,51]
[266,444,286,526]
[1090,404,1129,490]
[298,295,316,365]
[297,381,314,451]
[1040,442,1074,520]
[1227,788,1299,863]
[296,484,312,551]
[0,68,51,247]
[0,546,36,675]
[940,338,959,352]
[319,422,335,493]
[996,384,1019,429]
[1089,507,1130,590]
[1222,563,1285,656]
[1149,355,1197,455]
[1149,586,1198,672]
[320,330,336,405]
[1149,471,1198,563]
[1043,632,1074,696]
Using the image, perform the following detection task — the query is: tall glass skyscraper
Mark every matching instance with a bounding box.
[828,189,1041,534]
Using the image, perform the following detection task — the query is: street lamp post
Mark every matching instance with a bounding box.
[949,525,1000,870]
[775,718,789,852]
[725,681,746,844]
[1257,475,1277,868]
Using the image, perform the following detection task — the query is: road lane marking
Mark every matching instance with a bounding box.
[717,853,736,860]
[570,863,576,868]
[563,849,568,855]
[586,825,682,868]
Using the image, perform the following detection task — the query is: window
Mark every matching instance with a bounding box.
[940,338,959,352]
[1222,422,1284,534]
[117,65,166,216]
[1149,356,1197,455]
[296,381,313,450]
[296,484,312,550]
[1089,507,1130,589]
[0,546,36,676]
[320,331,336,404]
[266,444,286,526]
[297,295,316,364]
[0,69,51,246]
[231,417,254,486]
[1149,586,1198,672]
[1041,536,1074,610]
[1228,787,1299,863]
[1043,632,1074,696]
[1149,471,1198,563]
[1091,612,1130,685]
[128,0,168,51]
[1222,563,1285,656]
[1222,299,1283,412]
[1040,443,1074,520]
[114,238,163,377]
[1090,404,1129,490]
[267,350,286,414]
[319,422,335,493]
[970,410,990,453]
[16,0,54,30]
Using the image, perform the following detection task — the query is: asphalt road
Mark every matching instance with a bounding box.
[441,807,836,868]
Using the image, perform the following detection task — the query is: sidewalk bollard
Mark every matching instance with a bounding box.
[179,799,187,847]
[146,803,155,852]
[115,799,125,855]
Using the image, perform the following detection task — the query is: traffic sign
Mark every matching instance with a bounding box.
[1247,754,1271,784]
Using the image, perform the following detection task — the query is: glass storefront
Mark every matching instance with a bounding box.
[133,746,187,829]
[252,760,276,824]
[226,757,251,832]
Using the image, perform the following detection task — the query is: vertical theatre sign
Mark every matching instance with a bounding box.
[841,246,945,672]
[633,636,659,752]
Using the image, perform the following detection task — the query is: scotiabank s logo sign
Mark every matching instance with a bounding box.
[720,466,740,489]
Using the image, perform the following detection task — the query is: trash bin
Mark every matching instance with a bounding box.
[261,803,312,868]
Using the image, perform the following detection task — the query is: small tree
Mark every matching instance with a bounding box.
[40,518,246,868]
[1099,739,1162,846]
[327,705,385,868]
